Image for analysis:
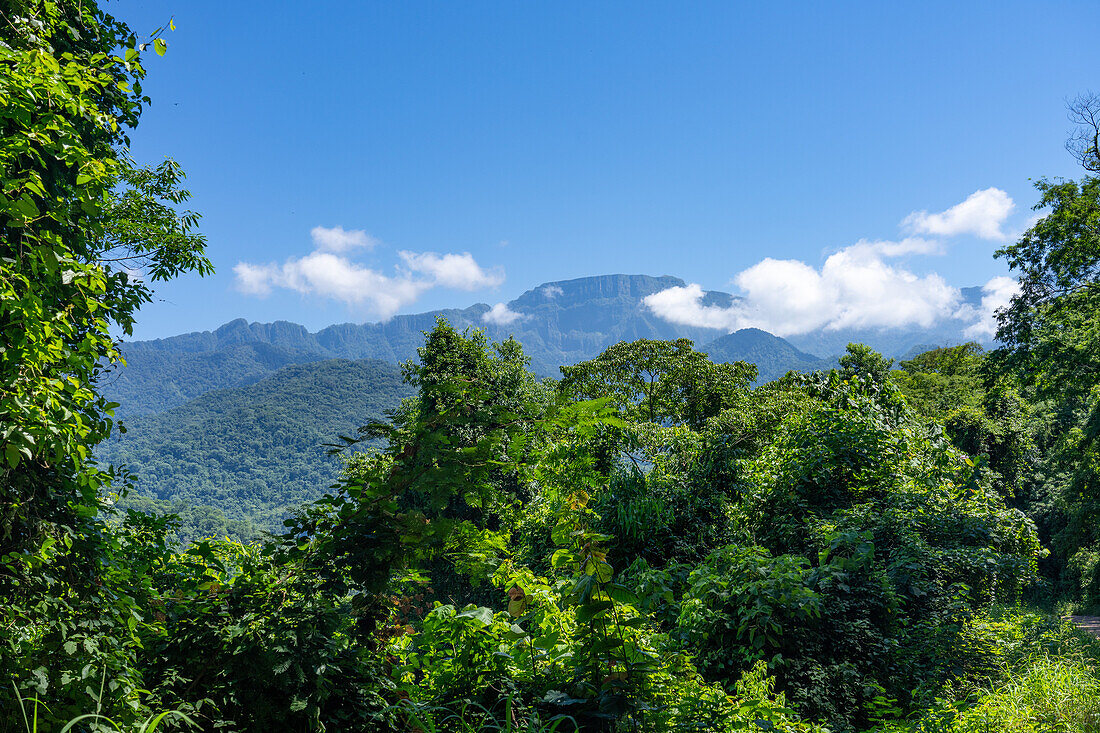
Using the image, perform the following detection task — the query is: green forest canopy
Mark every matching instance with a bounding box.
[3,1,1100,731]
[101,358,413,536]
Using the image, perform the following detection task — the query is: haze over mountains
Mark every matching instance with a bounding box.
[101,273,988,533]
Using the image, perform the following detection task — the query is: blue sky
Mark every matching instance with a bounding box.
[114,0,1100,340]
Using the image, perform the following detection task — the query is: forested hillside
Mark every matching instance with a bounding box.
[102,341,327,418]
[102,325,829,535]
[5,2,1100,733]
[703,327,832,381]
[98,290,841,534]
[101,359,411,531]
[99,276,971,528]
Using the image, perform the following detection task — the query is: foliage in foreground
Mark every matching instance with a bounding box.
[3,0,1100,730]
[882,609,1100,733]
[919,659,1100,733]
[11,682,195,733]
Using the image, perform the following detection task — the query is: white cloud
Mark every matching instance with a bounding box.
[542,285,564,298]
[647,188,1022,339]
[310,226,378,253]
[902,188,1014,241]
[234,229,504,319]
[850,237,943,257]
[398,251,504,291]
[482,302,526,325]
[233,262,278,295]
[645,243,960,337]
[958,276,1019,339]
[233,253,431,318]
[644,283,745,330]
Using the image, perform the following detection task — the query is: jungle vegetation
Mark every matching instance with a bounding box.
[3,1,1100,731]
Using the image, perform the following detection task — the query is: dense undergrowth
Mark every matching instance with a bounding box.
[882,608,1100,732]
[4,1,1100,731]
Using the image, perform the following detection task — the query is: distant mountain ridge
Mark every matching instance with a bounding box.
[126,274,717,362]
[102,273,987,533]
[110,275,722,416]
[108,273,984,418]
[702,328,832,382]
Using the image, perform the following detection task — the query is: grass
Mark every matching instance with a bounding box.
[887,657,1100,733]
[879,607,1100,733]
[952,656,1100,732]
[12,682,195,733]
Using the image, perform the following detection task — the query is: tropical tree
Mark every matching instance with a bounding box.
[993,176,1100,403]
[838,342,895,384]
[990,98,1100,608]
[560,338,756,429]
[0,0,210,724]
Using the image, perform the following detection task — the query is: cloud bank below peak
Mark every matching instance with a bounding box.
[234,227,503,320]
[958,276,1020,339]
[645,189,1022,339]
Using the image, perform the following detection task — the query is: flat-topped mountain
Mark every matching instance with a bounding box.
[101,273,988,533]
[106,273,984,418]
[108,275,723,416]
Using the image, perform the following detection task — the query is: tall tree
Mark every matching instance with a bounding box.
[0,0,210,720]
[990,96,1100,608]
[838,343,895,384]
[893,343,1035,504]
[993,176,1100,401]
[560,338,756,429]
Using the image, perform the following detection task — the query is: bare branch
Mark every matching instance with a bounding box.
[1067,92,1100,172]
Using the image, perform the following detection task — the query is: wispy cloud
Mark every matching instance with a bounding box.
[902,188,1014,241]
[310,225,378,253]
[234,228,504,319]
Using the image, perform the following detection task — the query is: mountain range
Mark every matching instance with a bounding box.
[101,273,984,534]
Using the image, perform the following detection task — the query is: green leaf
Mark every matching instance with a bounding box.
[606,583,639,604]
[591,637,624,652]
[456,605,494,626]
[551,521,574,546]
[4,443,20,468]
[533,631,561,650]
[507,597,528,617]
[575,600,613,624]
[550,548,574,569]
[154,38,167,56]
